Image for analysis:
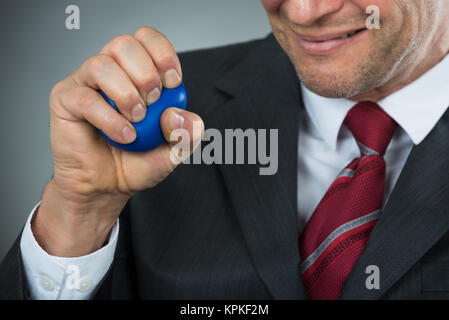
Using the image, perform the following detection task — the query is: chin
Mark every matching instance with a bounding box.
[295,63,362,98]
[301,81,358,99]
[280,33,383,97]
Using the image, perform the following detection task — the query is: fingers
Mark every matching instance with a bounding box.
[71,28,182,126]
[57,27,185,147]
[120,109,204,189]
[100,34,162,107]
[134,27,182,88]
[59,86,137,144]
[73,54,146,123]
[160,108,204,163]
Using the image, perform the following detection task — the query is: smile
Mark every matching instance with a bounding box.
[295,28,368,55]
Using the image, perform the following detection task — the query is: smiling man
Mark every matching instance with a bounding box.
[1,0,449,300]
[266,0,449,100]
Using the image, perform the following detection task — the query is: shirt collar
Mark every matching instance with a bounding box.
[301,53,449,150]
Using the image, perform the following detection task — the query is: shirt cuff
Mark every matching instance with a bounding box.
[20,202,119,300]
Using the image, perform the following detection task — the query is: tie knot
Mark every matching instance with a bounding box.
[344,102,397,156]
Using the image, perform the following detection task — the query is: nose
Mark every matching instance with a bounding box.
[284,0,345,26]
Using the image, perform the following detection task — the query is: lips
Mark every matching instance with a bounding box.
[296,28,367,55]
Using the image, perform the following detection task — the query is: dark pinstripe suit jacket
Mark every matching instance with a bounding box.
[1,34,449,300]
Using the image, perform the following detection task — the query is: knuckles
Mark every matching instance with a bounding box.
[156,53,179,71]
[115,89,139,108]
[72,87,97,112]
[133,26,157,41]
[52,26,178,116]
[135,73,161,93]
[50,80,65,102]
[84,54,115,77]
[134,26,178,68]
[107,34,136,55]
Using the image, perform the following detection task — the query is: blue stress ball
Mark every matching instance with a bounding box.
[99,82,188,152]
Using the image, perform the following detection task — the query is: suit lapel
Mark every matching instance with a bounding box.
[206,35,306,299]
[202,34,449,300]
[340,108,449,299]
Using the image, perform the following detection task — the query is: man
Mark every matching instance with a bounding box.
[1,0,449,299]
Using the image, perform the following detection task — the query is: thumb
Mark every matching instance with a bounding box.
[118,107,204,191]
[160,107,204,164]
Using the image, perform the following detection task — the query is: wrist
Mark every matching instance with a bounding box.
[31,179,128,257]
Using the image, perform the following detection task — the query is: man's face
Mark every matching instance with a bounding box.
[262,0,447,99]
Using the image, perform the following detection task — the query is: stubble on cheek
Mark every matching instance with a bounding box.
[279,20,414,99]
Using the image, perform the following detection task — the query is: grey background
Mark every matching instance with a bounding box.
[0,0,271,260]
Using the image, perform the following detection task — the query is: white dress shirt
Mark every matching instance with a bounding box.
[20,203,119,299]
[20,52,449,300]
[297,53,449,231]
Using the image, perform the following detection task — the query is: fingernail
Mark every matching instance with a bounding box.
[122,125,136,143]
[170,109,185,130]
[164,69,181,87]
[131,103,146,122]
[147,87,161,105]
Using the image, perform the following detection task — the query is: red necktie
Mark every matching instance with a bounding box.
[299,102,397,300]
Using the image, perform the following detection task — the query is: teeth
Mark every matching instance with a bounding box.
[339,30,358,39]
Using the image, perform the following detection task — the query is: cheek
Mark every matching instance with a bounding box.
[352,0,393,17]
[262,0,389,11]
[352,0,386,9]
[261,0,284,12]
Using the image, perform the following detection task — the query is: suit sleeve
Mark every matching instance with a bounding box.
[0,231,29,299]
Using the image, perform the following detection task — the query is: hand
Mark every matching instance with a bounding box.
[32,27,204,257]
